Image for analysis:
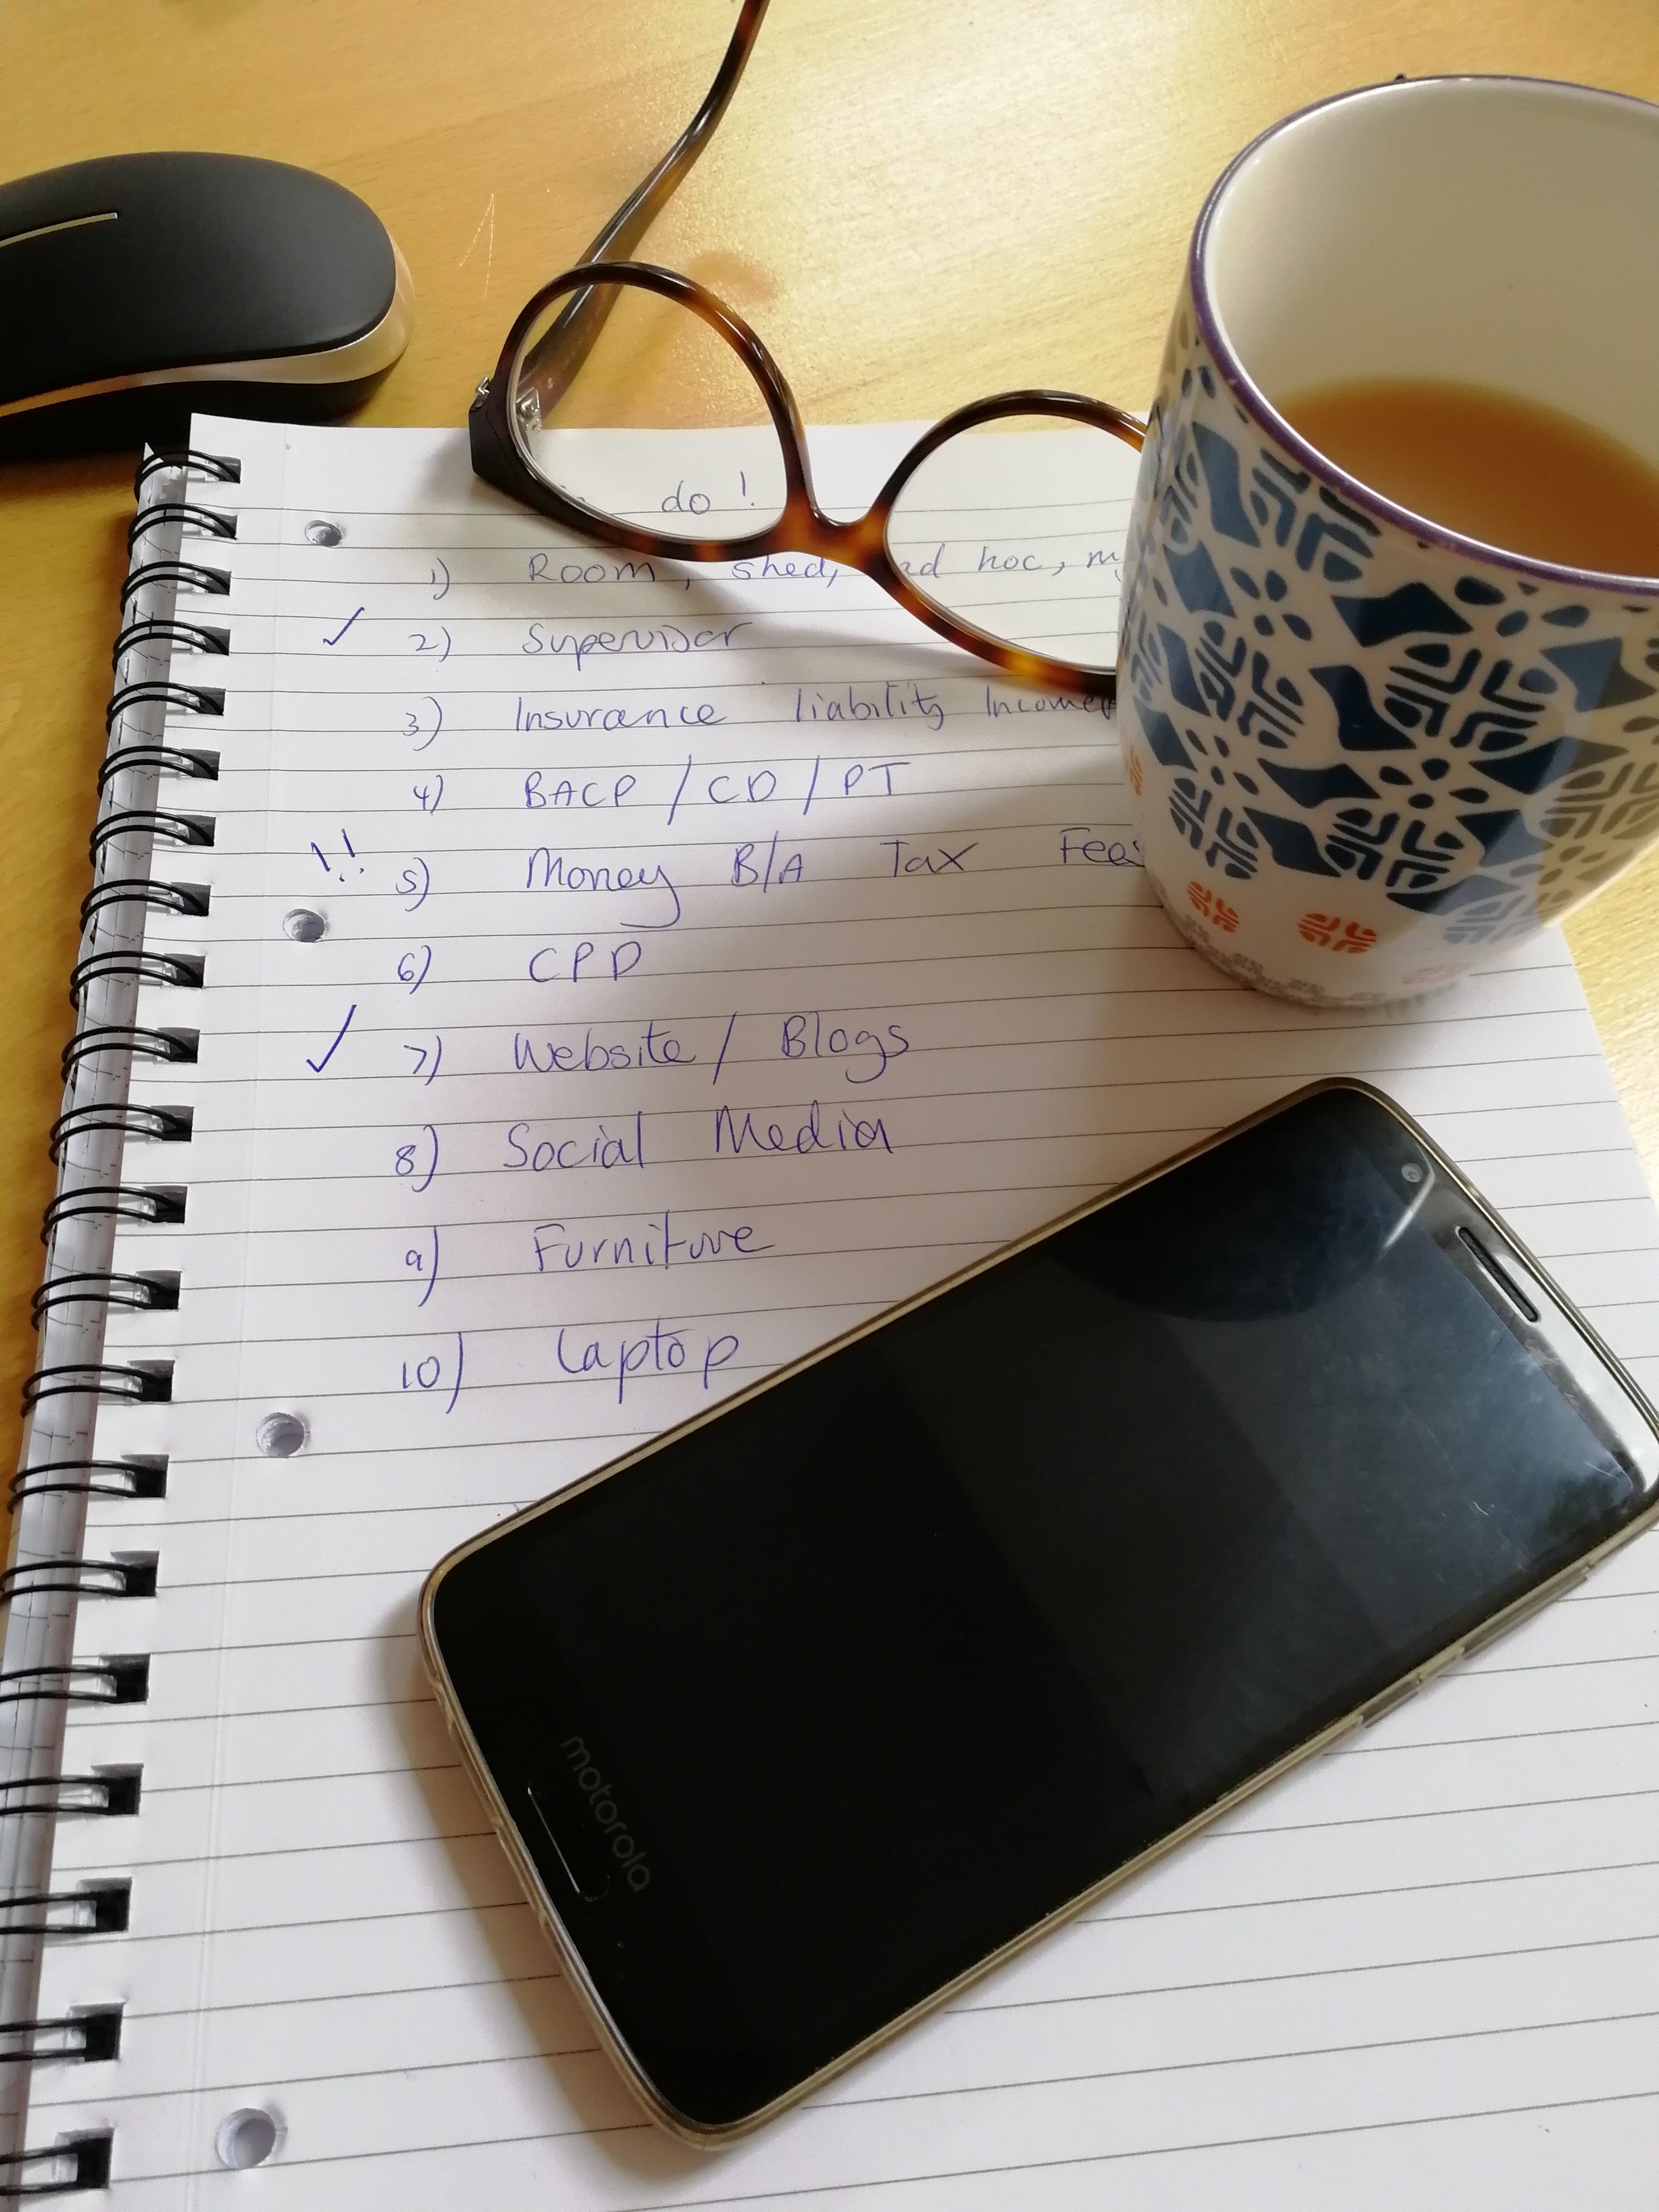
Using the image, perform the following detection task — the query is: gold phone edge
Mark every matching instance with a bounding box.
[416,1073,1659,2150]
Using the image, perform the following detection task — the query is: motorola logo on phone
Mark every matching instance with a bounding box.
[561,1734,652,1891]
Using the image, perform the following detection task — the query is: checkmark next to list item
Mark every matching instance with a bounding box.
[324,607,365,646]
[307,1003,357,1073]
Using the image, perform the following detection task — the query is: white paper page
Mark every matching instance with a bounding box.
[33,419,1659,2206]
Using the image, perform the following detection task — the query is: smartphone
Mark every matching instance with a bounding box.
[420,1079,1659,2143]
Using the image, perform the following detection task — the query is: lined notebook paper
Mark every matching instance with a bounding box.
[32,417,1659,2204]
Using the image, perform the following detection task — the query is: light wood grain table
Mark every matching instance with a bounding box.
[3,0,1657,1473]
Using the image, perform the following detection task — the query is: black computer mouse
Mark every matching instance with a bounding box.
[0,151,413,453]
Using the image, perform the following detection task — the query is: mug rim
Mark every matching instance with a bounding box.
[1190,74,1659,599]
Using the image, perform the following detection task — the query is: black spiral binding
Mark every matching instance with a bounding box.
[118,557,230,608]
[0,2135,114,2200]
[20,1367,172,1415]
[68,950,204,1010]
[30,1277,180,1328]
[103,684,224,735]
[0,1773,141,1822]
[1,445,235,2195]
[109,615,229,664]
[88,807,215,864]
[133,447,240,490]
[8,1460,166,1514]
[78,880,210,932]
[60,1029,198,1083]
[127,503,236,551]
[0,1660,148,1714]
[48,1108,191,1165]
[95,747,218,793]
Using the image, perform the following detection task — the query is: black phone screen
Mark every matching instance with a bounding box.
[428,1085,1657,2131]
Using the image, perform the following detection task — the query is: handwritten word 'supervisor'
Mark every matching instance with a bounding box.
[472,264,1143,697]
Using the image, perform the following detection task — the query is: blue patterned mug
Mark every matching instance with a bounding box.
[1120,77,1659,1005]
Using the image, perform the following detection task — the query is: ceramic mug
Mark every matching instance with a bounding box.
[1120,77,1659,1006]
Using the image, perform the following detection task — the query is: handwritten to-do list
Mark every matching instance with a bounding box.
[142,420,1166,1478]
[50,417,1659,2208]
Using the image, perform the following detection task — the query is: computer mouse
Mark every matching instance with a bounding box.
[0,151,413,451]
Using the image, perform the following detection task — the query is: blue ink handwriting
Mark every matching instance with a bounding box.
[405,1224,440,1309]
[795,680,942,731]
[556,1318,740,1402]
[883,838,976,877]
[714,1100,892,1157]
[782,1013,909,1084]
[527,940,645,986]
[514,1020,693,1074]
[395,1123,439,1194]
[732,835,803,890]
[525,850,681,929]
[521,619,750,666]
[1059,826,1144,867]
[305,1003,357,1074]
[505,1114,646,1173]
[533,1212,772,1274]
[404,1035,443,1087]
[401,1330,464,1413]
[525,769,638,811]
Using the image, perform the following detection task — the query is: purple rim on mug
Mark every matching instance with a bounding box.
[1189,76,1659,598]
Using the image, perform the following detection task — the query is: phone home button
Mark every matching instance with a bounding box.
[526,1780,613,1903]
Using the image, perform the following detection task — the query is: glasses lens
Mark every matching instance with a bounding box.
[507,279,788,545]
[885,415,1138,671]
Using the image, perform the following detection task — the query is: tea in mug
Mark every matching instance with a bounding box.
[1276,378,1659,576]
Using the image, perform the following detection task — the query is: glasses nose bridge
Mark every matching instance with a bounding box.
[789,498,890,575]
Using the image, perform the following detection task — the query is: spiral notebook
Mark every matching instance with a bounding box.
[3,414,1657,2206]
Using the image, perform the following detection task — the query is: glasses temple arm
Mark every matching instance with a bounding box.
[512,0,772,413]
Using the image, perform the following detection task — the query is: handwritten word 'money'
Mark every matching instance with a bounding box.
[505,1115,644,1172]
[557,1320,740,1402]
[795,681,943,731]
[522,619,751,666]
[525,850,681,929]
[533,1212,772,1273]
[715,1101,892,1156]
[515,1021,693,1074]
[1060,826,1144,867]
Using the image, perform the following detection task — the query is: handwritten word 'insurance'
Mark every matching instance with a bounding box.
[516,699,724,734]
[525,850,682,928]
[557,1319,740,1402]
[521,619,751,667]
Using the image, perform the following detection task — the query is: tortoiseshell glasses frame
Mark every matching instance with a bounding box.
[467,0,1143,701]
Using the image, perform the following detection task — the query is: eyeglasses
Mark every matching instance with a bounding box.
[468,0,1142,700]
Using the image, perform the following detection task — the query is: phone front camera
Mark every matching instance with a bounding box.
[1400,1162,1425,1185]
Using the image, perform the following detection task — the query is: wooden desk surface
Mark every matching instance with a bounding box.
[3,0,1657,1469]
